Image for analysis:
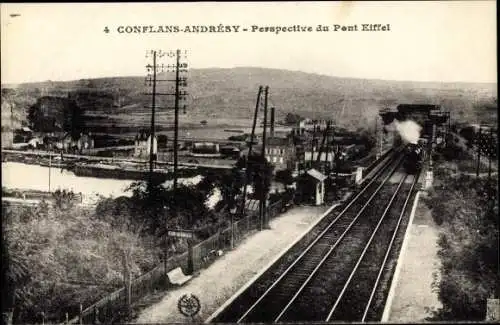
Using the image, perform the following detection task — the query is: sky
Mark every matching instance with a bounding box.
[1,1,497,84]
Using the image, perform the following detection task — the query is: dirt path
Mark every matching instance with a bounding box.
[134,205,329,323]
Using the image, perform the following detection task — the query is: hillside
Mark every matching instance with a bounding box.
[1,67,497,134]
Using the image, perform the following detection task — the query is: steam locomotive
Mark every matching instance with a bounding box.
[402,142,425,174]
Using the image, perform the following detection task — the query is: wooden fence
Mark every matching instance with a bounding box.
[66,199,289,324]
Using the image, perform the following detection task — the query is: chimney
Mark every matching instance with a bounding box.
[270,107,275,137]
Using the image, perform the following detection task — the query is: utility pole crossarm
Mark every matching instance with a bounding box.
[145,48,188,275]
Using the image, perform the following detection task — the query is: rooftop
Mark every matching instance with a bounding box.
[267,136,291,147]
[306,168,327,182]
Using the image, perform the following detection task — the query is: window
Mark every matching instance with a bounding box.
[280,157,284,164]
[273,156,277,163]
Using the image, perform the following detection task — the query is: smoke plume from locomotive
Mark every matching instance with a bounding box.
[393,119,422,144]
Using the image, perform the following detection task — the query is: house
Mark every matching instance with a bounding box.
[298,119,328,132]
[191,142,221,157]
[13,127,32,143]
[1,131,13,148]
[220,145,240,159]
[264,136,296,172]
[303,142,336,163]
[305,168,327,205]
[77,133,95,154]
[28,137,44,149]
[57,133,79,153]
[293,119,330,140]
[42,134,62,150]
[239,145,263,159]
[134,130,157,159]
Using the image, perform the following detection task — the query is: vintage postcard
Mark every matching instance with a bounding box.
[1,1,497,324]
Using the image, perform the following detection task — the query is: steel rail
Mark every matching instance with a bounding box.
[237,154,403,323]
[274,173,407,322]
[360,172,419,322]
[324,173,408,321]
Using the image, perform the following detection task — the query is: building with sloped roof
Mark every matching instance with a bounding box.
[264,136,296,172]
[134,130,157,159]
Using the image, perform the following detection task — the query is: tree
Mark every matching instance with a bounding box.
[236,154,274,200]
[284,113,302,125]
[2,234,31,325]
[126,177,217,233]
[275,168,294,186]
[228,134,247,142]
[52,189,76,211]
[157,134,168,148]
[27,97,83,137]
[126,179,172,235]
[197,168,244,213]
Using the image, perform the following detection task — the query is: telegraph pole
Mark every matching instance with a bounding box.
[145,49,189,275]
[375,116,379,159]
[48,149,51,193]
[311,124,317,170]
[149,51,157,182]
[379,118,384,158]
[476,126,482,177]
[240,86,263,218]
[260,86,269,230]
[325,121,333,175]
[316,120,331,172]
[145,49,188,189]
[488,127,493,180]
[173,49,181,218]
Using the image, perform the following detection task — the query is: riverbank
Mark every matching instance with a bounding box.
[2,149,234,182]
[1,162,205,203]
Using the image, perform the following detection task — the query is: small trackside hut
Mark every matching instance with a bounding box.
[304,168,328,206]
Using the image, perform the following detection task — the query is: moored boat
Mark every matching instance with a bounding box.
[72,162,170,181]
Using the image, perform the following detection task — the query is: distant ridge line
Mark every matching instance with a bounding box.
[2,66,497,89]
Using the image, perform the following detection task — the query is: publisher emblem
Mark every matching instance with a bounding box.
[178,293,201,317]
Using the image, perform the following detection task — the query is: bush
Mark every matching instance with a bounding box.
[284,113,302,125]
[228,134,247,142]
[275,169,294,185]
[424,174,498,321]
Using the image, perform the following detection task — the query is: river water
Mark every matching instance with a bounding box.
[2,162,205,204]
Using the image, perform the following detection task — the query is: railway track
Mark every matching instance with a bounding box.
[209,149,419,323]
[328,172,418,322]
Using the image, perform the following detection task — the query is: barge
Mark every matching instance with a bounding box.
[72,162,203,181]
[72,163,171,181]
